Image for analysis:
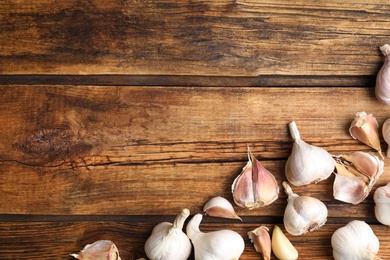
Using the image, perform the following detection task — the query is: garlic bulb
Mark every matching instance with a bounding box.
[232,147,279,209]
[248,226,271,260]
[349,112,382,158]
[331,220,382,260]
[374,183,390,226]
[144,208,192,260]
[375,44,390,105]
[186,213,245,260]
[382,117,390,158]
[71,240,121,260]
[271,225,298,260]
[285,121,335,186]
[203,196,242,221]
[282,182,327,236]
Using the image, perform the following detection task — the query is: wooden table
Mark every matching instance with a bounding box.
[1,1,390,259]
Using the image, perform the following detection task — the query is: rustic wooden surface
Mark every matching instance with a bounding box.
[1,1,390,259]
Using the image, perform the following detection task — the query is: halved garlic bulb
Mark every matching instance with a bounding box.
[282,182,327,236]
[71,240,121,260]
[374,183,390,226]
[271,225,298,260]
[203,196,242,221]
[285,121,335,186]
[375,44,390,105]
[248,226,271,260]
[382,117,390,158]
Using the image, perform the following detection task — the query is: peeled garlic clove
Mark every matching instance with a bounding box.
[71,240,121,260]
[331,220,381,260]
[374,183,390,226]
[285,121,335,186]
[232,147,279,210]
[382,117,390,158]
[375,44,390,105]
[349,112,382,157]
[282,182,327,236]
[186,213,245,260]
[271,225,298,260]
[203,196,242,221]
[248,226,271,260]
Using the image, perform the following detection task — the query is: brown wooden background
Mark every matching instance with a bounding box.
[1,0,390,259]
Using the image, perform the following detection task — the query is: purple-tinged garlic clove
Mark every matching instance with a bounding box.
[248,226,271,260]
[71,240,121,260]
[203,196,242,221]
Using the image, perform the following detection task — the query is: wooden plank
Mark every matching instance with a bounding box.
[0,221,389,259]
[0,0,389,76]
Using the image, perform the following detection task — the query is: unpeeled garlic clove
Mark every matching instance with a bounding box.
[71,240,121,260]
[203,196,242,221]
[271,225,298,260]
[375,44,390,105]
[248,226,271,260]
[382,117,390,158]
[231,147,279,210]
[349,112,382,158]
[374,183,390,226]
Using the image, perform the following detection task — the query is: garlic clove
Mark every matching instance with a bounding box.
[382,117,390,158]
[203,196,242,221]
[248,226,271,260]
[285,121,335,186]
[349,112,382,158]
[340,152,384,180]
[232,147,279,210]
[70,240,121,260]
[333,170,369,205]
[374,183,390,226]
[271,225,298,260]
[375,44,390,105]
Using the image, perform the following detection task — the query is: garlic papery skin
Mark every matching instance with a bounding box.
[232,147,279,210]
[282,182,327,236]
[285,121,335,186]
[71,240,121,260]
[144,208,192,260]
[349,112,382,158]
[271,225,298,260]
[248,226,271,260]
[203,196,242,221]
[186,213,245,260]
[374,183,390,226]
[331,220,382,260]
[375,44,390,105]
[382,117,390,158]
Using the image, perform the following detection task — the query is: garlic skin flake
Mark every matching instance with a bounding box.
[282,182,327,236]
[375,44,390,105]
[374,183,390,226]
[349,112,382,157]
[285,121,335,186]
[232,147,279,210]
[186,213,245,260]
[144,208,192,260]
[382,117,390,158]
[203,196,242,221]
[271,225,298,260]
[331,220,382,260]
[248,226,271,260]
[71,240,121,260]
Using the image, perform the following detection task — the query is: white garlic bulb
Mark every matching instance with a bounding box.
[285,121,335,186]
[382,117,390,158]
[186,213,245,260]
[331,220,381,260]
[144,209,192,260]
[375,44,390,105]
[282,182,327,236]
[71,240,121,260]
[374,183,390,226]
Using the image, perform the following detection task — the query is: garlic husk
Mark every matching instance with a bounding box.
[331,220,382,260]
[349,112,382,158]
[232,147,279,210]
[333,152,384,204]
[186,213,245,260]
[374,183,390,226]
[71,240,121,260]
[203,196,242,221]
[144,208,192,260]
[282,182,327,236]
[375,44,390,105]
[271,225,298,260]
[285,121,335,186]
[382,117,390,158]
[248,226,271,260]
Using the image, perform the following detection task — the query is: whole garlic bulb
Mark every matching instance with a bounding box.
[331,220,381,260]
[282,182,327,236]
[144,208,192,260]
[285,121,335,186]
[186,213,245,260]
[375,44,390,105]
[382,117,390,158]
[374,183,390,226]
